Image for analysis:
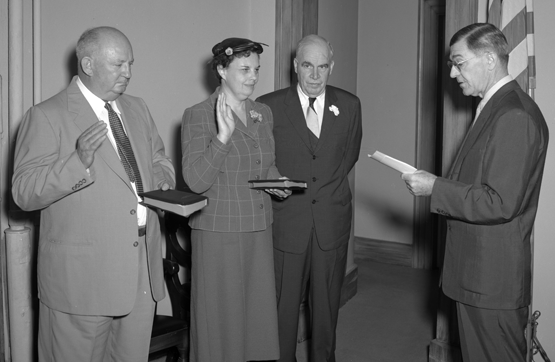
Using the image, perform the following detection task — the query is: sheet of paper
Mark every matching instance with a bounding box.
[368,151,416,174]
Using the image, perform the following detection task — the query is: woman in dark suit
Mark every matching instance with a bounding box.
[181,38,289,362]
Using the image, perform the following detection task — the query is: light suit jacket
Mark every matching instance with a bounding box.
[257,85,362,253]
[431,81,548,309]
[12,76,176,316]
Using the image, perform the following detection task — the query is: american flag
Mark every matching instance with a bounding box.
[484,3,537,360]
[486,0,535,96]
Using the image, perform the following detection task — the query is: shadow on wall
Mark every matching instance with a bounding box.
[356,189,414,234]
[171,56,219,191]
[66,50,78,84]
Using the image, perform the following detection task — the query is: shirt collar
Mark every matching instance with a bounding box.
[480,75,513,108]
[76,76,122,117]
[296,83,326,108]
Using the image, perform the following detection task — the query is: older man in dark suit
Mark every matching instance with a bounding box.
[12,27,175,361]
[403,23,548,362]
[257,34,362,362]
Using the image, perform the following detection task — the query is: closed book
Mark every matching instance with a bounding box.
[248,179,307,190]
[139,189,208,217]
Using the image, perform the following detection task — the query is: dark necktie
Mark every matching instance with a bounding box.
[105,102,144,193]
[470,100,485,129]
[306,97,320,138]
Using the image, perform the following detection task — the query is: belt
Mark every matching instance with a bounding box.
[138,226,146,237]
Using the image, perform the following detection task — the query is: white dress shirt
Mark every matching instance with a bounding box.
[77,77,146,226]
[297,84,325,129]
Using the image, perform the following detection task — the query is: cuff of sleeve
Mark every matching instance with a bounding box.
[212,134,233,153]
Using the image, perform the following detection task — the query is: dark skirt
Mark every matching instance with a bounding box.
[190,228,280,362]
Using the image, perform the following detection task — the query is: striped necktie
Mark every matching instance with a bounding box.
[306,97,320,138]
[105,102,144,193]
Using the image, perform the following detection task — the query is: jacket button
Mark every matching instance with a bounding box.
[259,204,264,209]
[312,177,317,182]
[312,155,316,160]
[256,159,261,164]
[255,175,260,180]
[133,241,139,247]
[253,143,259,148]
[312,200,316,204]
[130,209,136,215]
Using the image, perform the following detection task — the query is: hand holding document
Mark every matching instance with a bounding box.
[368,151,416,174]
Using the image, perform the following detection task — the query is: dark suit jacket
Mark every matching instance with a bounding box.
[431,80,548,309]
[12,76,176,316]
[257,85,362,253]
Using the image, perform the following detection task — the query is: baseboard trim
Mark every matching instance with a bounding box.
[429,339,462,362]
[354,236,412,267]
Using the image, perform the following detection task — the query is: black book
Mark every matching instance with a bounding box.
[248,179,307,190]
[139,189,208,217]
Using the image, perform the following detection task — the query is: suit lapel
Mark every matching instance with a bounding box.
[67,79,134,192]
[314,87,339,153]
[448,106,489,179]
[448,81,518,179]
[243,98,261,138]
[232,106,255,140]
[116,96,148,191]
[284,86,313,150]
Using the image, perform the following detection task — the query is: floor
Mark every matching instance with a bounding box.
[296,258,439,362]
[152,258,440,362]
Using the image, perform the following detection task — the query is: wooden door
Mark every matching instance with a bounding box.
[429,0,478,361]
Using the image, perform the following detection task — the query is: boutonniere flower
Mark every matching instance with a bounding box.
[329,105,340,116]
[250,110,263,123]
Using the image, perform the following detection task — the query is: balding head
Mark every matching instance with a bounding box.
[77,27,134,101]
[76,27,130,63]
[296,35,334,63]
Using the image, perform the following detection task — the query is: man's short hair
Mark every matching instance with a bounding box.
[76,26,124,61]
[76,28,102,61]
[450,23,509,67]
[296,35,334,61]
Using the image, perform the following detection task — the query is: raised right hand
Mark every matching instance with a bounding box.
[77,121,108,169]
[216,92,236,144]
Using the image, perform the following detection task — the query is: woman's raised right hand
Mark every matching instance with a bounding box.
[216,92,235,144]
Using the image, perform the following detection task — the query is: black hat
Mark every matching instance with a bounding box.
[212,38,268,58]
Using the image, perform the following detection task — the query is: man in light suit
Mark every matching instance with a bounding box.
[257,34,362,362]
[403,23,548,362]
[12,26,175,362]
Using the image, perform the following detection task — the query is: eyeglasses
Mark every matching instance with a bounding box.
[447,57,476,72]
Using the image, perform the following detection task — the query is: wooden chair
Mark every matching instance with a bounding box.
[149,211,192,362]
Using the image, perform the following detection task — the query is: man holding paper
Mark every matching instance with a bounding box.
[402,23,548,362]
